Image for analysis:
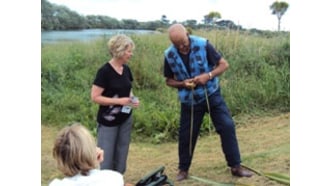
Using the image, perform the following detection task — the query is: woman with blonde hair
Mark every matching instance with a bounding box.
[49,123,124,186]
[91,34,139,174]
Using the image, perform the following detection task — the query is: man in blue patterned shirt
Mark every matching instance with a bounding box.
[163,23,253,181]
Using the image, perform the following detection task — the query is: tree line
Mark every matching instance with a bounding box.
[42,0,289,32]
[42,0,198,31]
[41,0,244,31]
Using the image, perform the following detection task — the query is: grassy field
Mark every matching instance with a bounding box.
[42,112,289,186]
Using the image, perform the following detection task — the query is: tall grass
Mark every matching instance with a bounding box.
[41,29,289,142]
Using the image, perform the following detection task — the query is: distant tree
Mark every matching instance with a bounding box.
[41,0,55,30]
[203,11,221,25]
[142,20,163,30]
[54,6,86,29]
[215,20,241,30]
[203,15,211,25]
[41,0,86,30]
[121,19,139,29]
[183,19,197,28]
[270,1,289,31]
[171,20,178,24]
[43,0,226,31]
[161,15,170,26]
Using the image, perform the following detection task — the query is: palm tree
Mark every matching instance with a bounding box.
[270,1,289,31]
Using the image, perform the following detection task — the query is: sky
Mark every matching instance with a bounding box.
[47,0,291,31]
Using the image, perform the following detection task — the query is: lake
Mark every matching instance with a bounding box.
[41,29,160,43]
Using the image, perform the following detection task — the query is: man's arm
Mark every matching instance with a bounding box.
[212,57,229,77]
[164,56,196,89]
[193,57,229,85]
[165,77,196,89]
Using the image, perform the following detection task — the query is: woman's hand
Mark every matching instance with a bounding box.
[96,147,104,163]
[118,97,134,106]
[130,97,140,108]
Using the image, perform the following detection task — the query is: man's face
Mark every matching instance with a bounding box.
[171,33,190,55]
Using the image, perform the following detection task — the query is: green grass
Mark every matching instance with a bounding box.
[42,112,290,186]
[41,30,289,142]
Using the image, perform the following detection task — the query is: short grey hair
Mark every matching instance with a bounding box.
[107,34,135,58]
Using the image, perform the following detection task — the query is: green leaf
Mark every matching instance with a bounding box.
[265,173,290,185]
[264,172,290,180]
[189,175,253,186]
[241,164,290,185]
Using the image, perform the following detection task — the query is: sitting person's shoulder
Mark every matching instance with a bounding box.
[89,169,124,185]
[48,177,73,186]
[49,169,124,186]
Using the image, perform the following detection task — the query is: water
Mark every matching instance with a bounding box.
[41,29,159,43]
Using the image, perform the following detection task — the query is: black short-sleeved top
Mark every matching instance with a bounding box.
[93,62,133,127]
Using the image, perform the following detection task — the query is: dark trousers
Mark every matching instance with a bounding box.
[97,115,133,174]
[178,89,241,171]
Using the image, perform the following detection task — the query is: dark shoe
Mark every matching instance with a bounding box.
[231,166,253,177]
[176,170,188,181]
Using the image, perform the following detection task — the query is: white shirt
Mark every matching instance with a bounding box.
[49,169,124,186]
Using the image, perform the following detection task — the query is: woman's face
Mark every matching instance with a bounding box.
[122,44,134,62]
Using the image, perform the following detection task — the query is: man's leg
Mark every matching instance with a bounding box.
[177,103,205,181]
[209,90,252,177]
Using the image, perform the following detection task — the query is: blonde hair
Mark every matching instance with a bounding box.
[107,34,135,58]
[52,123,97,177]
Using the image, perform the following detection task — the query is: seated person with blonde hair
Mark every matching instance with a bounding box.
[49,123,127,186]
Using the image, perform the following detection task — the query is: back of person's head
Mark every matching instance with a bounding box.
[53,123,97,177]
[107,34,135,58]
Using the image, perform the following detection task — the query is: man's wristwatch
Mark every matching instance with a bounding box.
[208,72,213,80]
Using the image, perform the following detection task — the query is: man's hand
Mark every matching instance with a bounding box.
[193,73,209,85]
[183,79,196,89]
